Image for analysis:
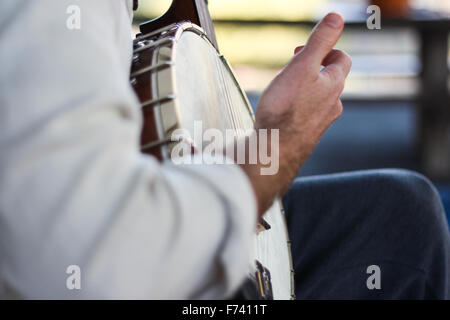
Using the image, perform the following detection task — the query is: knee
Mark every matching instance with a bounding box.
[378,170,450,298]
[371,169,447,236]
[374,169,442,210]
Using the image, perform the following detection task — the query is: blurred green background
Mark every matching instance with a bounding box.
[133,0,449,97]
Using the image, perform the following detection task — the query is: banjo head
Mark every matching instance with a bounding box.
[131,22,294,300]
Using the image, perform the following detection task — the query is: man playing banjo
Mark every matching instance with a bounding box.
[0,0,448,299]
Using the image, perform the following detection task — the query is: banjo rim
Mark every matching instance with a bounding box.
[133,22,255,159]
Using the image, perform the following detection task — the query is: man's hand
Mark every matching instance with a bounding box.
[239,13,352,217]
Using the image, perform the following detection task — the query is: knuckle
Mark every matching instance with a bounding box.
[345,53,353,67]
[327,66,345,84]
[338,49,351,60]
[344,58,353,73]
[326,68,346,92]
[335,80,345,94]
[333,50,352,74]
[334,101,344,119]
[340,50,353,71]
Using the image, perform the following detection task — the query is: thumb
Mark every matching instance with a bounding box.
[301,13,344,69]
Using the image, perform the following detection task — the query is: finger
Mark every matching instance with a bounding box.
[299,13,344,69]
[321,49,352,80]
[294,45,305,55]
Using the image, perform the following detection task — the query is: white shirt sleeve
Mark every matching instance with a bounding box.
[0,0,257,299]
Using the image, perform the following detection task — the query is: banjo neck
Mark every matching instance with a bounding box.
[139,0,219,51]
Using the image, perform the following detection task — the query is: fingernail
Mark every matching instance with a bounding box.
[324,13,343,28]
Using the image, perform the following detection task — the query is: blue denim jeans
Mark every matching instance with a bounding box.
[283,169,450,299]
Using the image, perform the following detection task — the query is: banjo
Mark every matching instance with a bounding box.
[130,0,295,300]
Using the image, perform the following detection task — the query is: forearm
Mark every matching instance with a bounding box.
[237,128,314,217]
